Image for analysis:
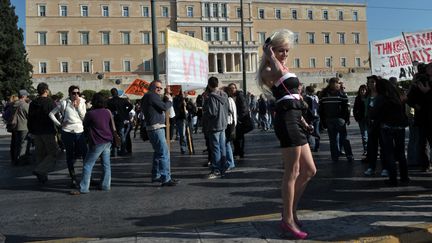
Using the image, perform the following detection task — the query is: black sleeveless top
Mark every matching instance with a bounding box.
[271,76,305,110]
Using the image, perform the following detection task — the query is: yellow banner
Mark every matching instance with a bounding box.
[167,29,208,53]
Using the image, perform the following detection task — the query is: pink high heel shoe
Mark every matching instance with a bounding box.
[281,212,303,228]
[280,220,308,239]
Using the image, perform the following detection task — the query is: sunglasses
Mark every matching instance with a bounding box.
[155,87,163,90]
[264,31,279,45]
[71,91,80,95]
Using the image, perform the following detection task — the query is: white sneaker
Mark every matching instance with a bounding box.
[380,169,389,177]
[364,168,375,176]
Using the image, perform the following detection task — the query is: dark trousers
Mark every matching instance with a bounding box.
[380,127,409,183]
[417,124,432,170]
[233,130,245,158]
[366,124,385,171]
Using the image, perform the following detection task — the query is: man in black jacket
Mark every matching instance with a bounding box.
[107,88,132,156]
[319,77,353,162]
[141,80,178,186]
[228,83,251,159]
[28,82,57,184]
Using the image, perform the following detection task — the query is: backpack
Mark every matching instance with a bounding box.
[3,103,19,133]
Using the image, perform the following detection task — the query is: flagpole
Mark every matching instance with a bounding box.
[151,0,159,81]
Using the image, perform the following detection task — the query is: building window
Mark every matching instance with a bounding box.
[122,32,130,45]
[204,3,210,18]
[39,62,47,74]
[293,58,300,68]
[307,9,313,20]
[144,60,151,71]
[212,3,218,17]
[38,32,47,45]
[323,32,330,44]
[338,10,344,20]
[38,5,46,16]
[122,6,129,17]
[307,32,315,44]
[325,57,332,68]
[221,4,227,18]
[102,6,109,17]
[59,32,68,45]
[291,9,297,20]
[81,5,88,17]
[221,27,228,41]
[294,32,299,44]
[353,11,358,21]
[258,9,264,19]
[187,6,194,17]
[124,60,131,72]
[186,31,195,37]
[61,62,69,73]
[102,31,110,45]
[236,7,241,18]
[275,9,281,19]
[80,32,89,45]
[355,57,361,67]
[340,57,347,67]
[142,32,150,44]
[338,32,345,44]
[82,61,90,73]
[213,27,220,41]
[258,32,265,43]
[322,10,328,20]
[353,33,360,44]
[162,6,169,17]
[204,27,211,41]
[309,58,316,68]
[160,31,165,44]
[59,5,68,16]
[103,61,111,72]
[142,6,149,17]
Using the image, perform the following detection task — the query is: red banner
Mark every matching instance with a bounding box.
[168,85,196,96]
[125,79,150,96]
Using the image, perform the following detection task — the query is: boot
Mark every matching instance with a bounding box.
[68,167,79,189]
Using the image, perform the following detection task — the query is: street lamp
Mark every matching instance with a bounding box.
[151,0,159,81]
[240,0,246,93]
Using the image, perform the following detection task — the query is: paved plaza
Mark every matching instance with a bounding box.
[0,120,431,243]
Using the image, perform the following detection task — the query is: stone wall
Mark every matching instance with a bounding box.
[31,69,372,98]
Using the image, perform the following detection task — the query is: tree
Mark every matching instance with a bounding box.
[0,0,33,101]
[81,90,96,102]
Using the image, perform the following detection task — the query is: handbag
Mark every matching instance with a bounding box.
[6,105,19,132]
[237,114,254,134]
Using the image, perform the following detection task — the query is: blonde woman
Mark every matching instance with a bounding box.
[257,29,316,239]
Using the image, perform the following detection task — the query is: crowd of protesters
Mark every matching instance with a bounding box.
[1,62,432,193]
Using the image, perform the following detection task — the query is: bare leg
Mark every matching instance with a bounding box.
[281,146,302,231]
[293,144,317,223]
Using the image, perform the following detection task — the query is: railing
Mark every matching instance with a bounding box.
[254,0,366,4]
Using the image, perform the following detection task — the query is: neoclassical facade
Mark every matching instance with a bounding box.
[26,0,368,90]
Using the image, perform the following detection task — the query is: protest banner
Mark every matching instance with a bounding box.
[166,29,209,91]
[371,29,432,80]
[125,78,150,96]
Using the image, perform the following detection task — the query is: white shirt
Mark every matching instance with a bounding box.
[49,97,86,133]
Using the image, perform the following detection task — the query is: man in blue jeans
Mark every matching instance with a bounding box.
[141,80,178,186]
[319,77,353,162]
[202,77,229,179]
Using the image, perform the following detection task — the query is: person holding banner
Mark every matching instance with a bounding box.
[257,29,316,239]
[141,80,178,187]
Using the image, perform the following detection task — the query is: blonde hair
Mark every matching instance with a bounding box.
[256,29,295,97]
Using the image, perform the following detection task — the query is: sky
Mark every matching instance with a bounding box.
[9,0,432,43]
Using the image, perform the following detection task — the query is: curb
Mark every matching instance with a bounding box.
[354,223,432,243]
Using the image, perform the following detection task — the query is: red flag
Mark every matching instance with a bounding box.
[168,85,196,96]
[125,79,150,96]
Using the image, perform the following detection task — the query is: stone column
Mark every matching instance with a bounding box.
[231,53,235,72]
[223,53,227,73]
[214,53,218,73]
